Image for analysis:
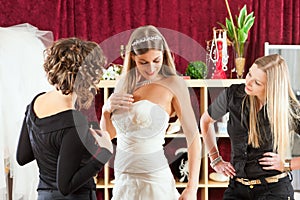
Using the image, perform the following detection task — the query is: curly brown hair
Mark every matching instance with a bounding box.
[44,37,106,109]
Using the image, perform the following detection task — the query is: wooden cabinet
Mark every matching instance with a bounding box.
[95,79,245,200]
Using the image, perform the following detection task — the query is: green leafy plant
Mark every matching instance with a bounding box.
[185,61,207,79]
[218,3,255,58]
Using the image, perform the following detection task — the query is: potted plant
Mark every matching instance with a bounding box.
[185,61,208,79]
[219,2,255,78]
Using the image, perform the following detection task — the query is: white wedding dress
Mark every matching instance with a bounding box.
[0,23,53,200]
[111,100,180,200]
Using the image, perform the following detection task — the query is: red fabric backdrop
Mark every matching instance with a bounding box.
[2,1,299,199]
[1,0,300,75]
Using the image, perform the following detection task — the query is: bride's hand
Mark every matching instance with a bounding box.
[179,187,197,200]
[102,93,134,113]
[89,128,113,154]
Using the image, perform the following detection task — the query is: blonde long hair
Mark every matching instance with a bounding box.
[118,25,176,94]
[247,54,300,159]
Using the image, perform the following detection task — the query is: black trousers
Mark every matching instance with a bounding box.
[223,175,294,200]
[37,190,97,200]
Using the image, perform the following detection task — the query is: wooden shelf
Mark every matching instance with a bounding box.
[165,133,185,138]
[97,79,245,88]
[96,79,245,200]
[96,183,105,189]
[207,180,229,187]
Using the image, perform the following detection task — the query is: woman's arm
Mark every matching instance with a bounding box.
[291,156,300,170]
[185,134,201,190]
[100,111,117,139]
[200,111,236,178]
[100,93,134,139]
[200,111,219,160]
[171,95,200,200]
[16,116,35,165]
[57,127,112,196]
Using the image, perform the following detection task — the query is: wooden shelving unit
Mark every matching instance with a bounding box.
[96,79,245,200]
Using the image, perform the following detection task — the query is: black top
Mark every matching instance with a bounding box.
[208,84,299,179]
[16,93,112,196]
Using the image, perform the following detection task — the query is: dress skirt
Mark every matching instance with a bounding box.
[112,167,180,200]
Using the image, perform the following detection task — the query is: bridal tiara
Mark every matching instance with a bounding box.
[132,35,162,46]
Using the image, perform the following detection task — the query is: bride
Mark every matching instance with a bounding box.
[100,25,201,200]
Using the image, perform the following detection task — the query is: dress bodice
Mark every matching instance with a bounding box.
[111,100,170,173]
[112,100,169,138]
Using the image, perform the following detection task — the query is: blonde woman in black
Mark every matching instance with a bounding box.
[201,54,300,199]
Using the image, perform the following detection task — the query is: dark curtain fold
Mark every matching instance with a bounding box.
[1,0,299,75]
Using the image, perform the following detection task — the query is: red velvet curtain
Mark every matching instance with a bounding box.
[1,0,299,75]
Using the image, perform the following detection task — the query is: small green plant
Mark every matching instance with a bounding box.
[185,61,207,79]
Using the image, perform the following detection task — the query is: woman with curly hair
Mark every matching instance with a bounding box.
[16,37,113,200]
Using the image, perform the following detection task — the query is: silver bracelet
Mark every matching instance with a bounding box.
[208,150,219,157]
[210,156,223,168]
